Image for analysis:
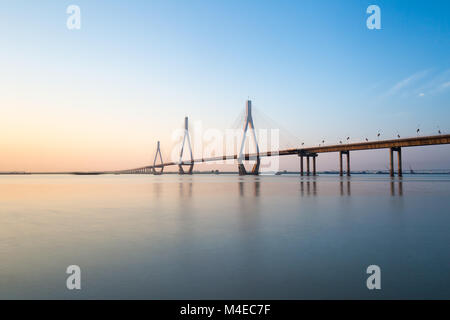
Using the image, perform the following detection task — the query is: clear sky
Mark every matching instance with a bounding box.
[1,0,449,172]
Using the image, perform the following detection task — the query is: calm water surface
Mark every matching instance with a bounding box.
[0,174,449,299]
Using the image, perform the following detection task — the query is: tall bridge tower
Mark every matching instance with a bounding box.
[179,116,194,174]
[238,100,260,175]
[152,141,164,175]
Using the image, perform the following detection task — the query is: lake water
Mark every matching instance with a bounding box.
[0,174,449,299]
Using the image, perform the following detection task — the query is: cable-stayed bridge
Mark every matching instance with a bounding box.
[111,100,450,177]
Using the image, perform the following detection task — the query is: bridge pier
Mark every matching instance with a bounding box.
[306,156,310,176]
[339,151,350,176]
[389,147,402,177]
[313,156,316,176]
[347,151,350,176]
[300,155,304,176]
[238,162,260,175]
[179,163,194,175]
[298,151,318,176]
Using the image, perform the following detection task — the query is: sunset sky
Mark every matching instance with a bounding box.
[1,0,449,172]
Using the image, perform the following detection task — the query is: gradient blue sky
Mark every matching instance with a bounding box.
[0,0,449,171]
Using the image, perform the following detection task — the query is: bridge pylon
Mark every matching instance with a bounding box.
[178,117,194,174]
[238,100,260,175]
[152,141,164,175]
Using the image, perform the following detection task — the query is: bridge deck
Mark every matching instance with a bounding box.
[301,134,450,153]
[119,134,450,173]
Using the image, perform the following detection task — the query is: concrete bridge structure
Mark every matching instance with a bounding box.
[116,100,450,177]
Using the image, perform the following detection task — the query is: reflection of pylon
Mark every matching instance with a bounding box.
[152,141,164,175]
[238,100,260,175]
[179,117,194,174]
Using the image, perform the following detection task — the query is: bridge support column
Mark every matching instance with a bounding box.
[390,147,402,177]
[299,152,317,176]
[397,147,402,177]
[339,151,350,176]
[346,151,350,176]
[300,155,304,176]
[306,156,310,176]
[390,148,394,177]
[313,155,316,176]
